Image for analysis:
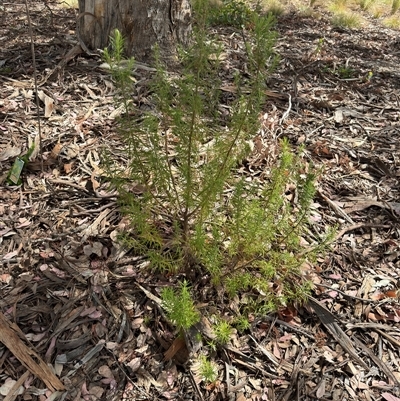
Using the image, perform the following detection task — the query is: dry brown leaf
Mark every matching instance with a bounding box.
[0,378,24,397]
[164,337,186,361]
[0,274,12,284]
[88,386,104,399]
[137,368,162,392]
[0,146,21,161]
[37,90,55,117]
[91,173,100,190]
[64,162,73,173]
[382,393,400,401]
[316,378,326,398]
[50,142,63,159]
[127,357,141,372]
[98,365,114,379]
[83,242,104,257]
[131,317,144,329]
[157,364,178,389]
[236,393,248,401]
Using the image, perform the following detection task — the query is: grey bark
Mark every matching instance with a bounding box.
[77,0,192,63]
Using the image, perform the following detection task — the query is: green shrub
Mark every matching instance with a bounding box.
[103,1,331,335]
[208,0,255,28]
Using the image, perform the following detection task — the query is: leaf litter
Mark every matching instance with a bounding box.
[1,1,400,400]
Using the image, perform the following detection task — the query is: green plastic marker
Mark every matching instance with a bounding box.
[8,157,25,184]
[6,144,35,185]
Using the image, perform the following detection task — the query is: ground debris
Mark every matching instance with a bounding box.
[1,2,400,400]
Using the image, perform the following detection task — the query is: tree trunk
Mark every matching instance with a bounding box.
[77,0,192,64]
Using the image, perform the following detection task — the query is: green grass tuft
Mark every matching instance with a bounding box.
[383,14,400,26]
[331,12,362,27]
[392,0,400,13]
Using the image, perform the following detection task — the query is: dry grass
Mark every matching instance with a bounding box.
[58,0,78,9]
[259,0,400,29]
[297,5,321,17]
[332,12,363,27]
[262,0,285,15]
[383,14,400,26]
[358,0,375,10]
[328,0,350,14]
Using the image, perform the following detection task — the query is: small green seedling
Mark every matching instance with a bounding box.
[337,65,354,79]
[161,280,200,331]
[213,319,233,344]
[199,356,219,383]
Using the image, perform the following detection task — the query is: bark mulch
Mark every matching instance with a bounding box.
[1,2,400,400]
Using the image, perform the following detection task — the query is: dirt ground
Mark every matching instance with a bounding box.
[1,1,400,400]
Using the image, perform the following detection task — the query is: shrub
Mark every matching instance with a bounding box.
[208,0,255,28]
[103,1,331,334]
